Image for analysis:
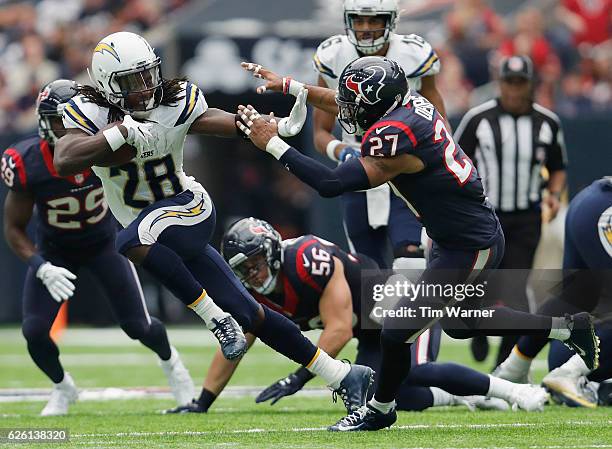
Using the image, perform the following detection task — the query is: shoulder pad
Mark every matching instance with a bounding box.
[174,81,208,127]
[361,115,418,158]
[390,34,440,79]
[314,35,352,82]
[62,95,107,135]
[1,137,39,191]
[290,236,335,293]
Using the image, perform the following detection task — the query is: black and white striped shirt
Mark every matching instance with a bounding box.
[455,99,567,213]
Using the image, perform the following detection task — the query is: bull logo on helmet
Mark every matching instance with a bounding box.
[344,65,387,105]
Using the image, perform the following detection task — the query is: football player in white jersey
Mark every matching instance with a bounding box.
[53,31,375,414]
[313,0,447,271]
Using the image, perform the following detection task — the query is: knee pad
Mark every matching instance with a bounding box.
[120,320,149,340]
[22,317,51,342]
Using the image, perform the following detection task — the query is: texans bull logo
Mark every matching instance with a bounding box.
[344,65,387,105]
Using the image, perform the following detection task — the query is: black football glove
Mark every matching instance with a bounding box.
[256,368,314,405]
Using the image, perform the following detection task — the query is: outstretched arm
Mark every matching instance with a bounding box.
[188,108,240,137]
[236,105,413,197]
[242,62,339,115]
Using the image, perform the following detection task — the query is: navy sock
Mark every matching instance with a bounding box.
[374,334,413,403]
[407,362,489,396]
[141,243,204,306]
[252,306,317,367]
[139,317,172,361]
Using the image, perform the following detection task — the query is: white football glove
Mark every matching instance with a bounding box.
[278,88,308,137]
[122,115,154,153]
[36,262,77,303]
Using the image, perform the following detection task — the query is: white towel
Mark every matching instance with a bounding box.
[366,183,391,229]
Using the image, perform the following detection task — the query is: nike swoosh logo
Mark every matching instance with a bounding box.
[302,254,310,267]
[375,125,391,134]
[575,346,586,357]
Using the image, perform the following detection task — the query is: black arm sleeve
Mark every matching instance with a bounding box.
[278,147,371,198]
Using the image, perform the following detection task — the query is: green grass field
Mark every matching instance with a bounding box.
[1,326,610,449]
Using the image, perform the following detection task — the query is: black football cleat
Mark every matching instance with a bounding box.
[209,315,247,361]
[563,313,600,371]
[163,399,206,414]
[331,364,374,413]
[328,404,397,431]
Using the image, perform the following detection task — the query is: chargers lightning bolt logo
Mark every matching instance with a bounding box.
[149,199,206,230]
[94,43,121,62]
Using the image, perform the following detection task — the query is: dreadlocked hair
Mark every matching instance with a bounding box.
[76,78,188,124]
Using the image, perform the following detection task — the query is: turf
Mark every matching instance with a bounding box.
[1,327,610,449]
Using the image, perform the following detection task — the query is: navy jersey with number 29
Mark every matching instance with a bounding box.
[1,136,114,252]
[360,94,501,250]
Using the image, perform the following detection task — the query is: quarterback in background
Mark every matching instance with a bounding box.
[312,0,446,270]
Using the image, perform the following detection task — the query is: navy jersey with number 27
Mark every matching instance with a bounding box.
[360,94,501,250]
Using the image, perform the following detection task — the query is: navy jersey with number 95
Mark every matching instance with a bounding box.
[1,136,115,252]
[360,94,501,250]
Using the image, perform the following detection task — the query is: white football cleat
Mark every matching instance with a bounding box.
[160,346,195,406]
[465,396,511,411]
[40,372,78,416]
[506,384,549,411]
[543,370,598,408]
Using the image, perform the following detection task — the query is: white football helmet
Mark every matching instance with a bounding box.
[343,0,399,55]
[89,31,162,115]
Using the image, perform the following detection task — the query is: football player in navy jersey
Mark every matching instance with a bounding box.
[312,0,446,271]
[238,56,600,430]
[1,80,194,416]
[165,217,549,414]
[494,177,612,408]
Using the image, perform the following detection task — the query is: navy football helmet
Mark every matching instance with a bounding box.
[36,79,78,145]
[336,56,408,134]
[221,217,282,295]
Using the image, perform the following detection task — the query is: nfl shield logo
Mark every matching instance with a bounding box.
[74,174,84,184]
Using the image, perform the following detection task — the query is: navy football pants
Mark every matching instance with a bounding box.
[342,190,422,269]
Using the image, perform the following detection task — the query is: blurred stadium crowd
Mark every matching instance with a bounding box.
[0,0,190,132]
[0,0,610,134]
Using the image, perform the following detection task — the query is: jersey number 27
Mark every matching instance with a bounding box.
[434,118,473,186]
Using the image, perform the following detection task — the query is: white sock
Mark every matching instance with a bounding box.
[487,375,515,401]
[549,316,571,341]
[502,346,533,374]
[160,346,178,366]
[306,349,350,389]
[369,397,396,413]
[560,354,591,376]
[430,387,456,406]
[188,291,227,327]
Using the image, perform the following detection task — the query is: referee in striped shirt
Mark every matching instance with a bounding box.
[455,55,567,366]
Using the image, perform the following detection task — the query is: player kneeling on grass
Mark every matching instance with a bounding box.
[1,80,194,415]
[165,217,549,414]
[236,57,599,431]
[493,178,612,408]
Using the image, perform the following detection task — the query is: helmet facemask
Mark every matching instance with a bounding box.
[108,59,163,115]
[231,248,280,295]
[38,106,67,146]
[345,12,396,55]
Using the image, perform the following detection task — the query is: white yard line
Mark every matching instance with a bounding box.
[69,421,612,438]
[0,386,331,403]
